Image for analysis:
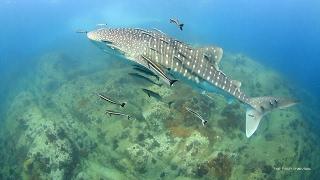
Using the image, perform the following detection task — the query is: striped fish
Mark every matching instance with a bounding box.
[86,28,298,138]
[185,107,207,126]
[97,93,126,107]
[105,109,131,119]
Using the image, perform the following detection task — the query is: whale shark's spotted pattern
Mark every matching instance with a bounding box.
[87,28,297,138]
[88,28,248,103]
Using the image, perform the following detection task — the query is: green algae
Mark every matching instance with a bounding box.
[0,50,319,180]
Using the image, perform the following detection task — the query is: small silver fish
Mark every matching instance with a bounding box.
[105,109,131,119]
[97,23,107,26]
[97,93,126,107]
[185,107,208,126]
[76,30,88,34]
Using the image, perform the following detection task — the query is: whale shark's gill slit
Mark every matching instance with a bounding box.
[173,56,183,63]
[178,52,188,59]
[160,38,169,44]
[150,47,162,55]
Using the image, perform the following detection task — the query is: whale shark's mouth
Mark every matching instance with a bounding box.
[86,31,98,41]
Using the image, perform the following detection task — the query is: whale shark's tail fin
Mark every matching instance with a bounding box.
[245,96,298,137]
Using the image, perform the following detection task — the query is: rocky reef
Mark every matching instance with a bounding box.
[0,50,319,180]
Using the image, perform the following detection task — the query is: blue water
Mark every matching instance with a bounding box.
[1,0,320,98]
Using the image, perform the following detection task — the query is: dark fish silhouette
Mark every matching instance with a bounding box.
[132,66,159,80]
[129,72,162,87]
[142,88,162,101]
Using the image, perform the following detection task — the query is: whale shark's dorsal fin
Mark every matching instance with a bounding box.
[197,46,223,70]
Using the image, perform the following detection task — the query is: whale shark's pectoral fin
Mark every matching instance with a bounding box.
[198,46,223,70]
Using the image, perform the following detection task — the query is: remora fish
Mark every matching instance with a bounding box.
[97,93,126,107]
[97,23,107,26]
[105,109,131,119]
[142,88,162,100]
[129,72,162,87]
[132,66,160,80]
[185,107,208,126]
[76,30,88,34]
[86,28,298,137]
[141,54,178,86]
[170,18,184,31]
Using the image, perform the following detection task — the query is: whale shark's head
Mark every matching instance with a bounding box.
[87,28,147,58]
[87,28,121,55]
[87,28,107,42]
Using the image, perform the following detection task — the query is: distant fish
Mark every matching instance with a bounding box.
[76,30,88,34]
[129,72,162,87]
[105,109,131,119]
[132,66,159,80]
[97,93,126,107]
[142,88,162,101]
[97,23,108,26]
[185,107,208,127]
[170,18,184,31]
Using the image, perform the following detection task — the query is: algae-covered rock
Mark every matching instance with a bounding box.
[0,51,319,180]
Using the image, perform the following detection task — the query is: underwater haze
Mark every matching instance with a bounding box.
[1,0,320,179]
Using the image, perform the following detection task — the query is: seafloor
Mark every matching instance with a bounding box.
[0,44,319,179]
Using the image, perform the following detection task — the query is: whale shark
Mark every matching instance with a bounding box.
[86,28,298,137]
